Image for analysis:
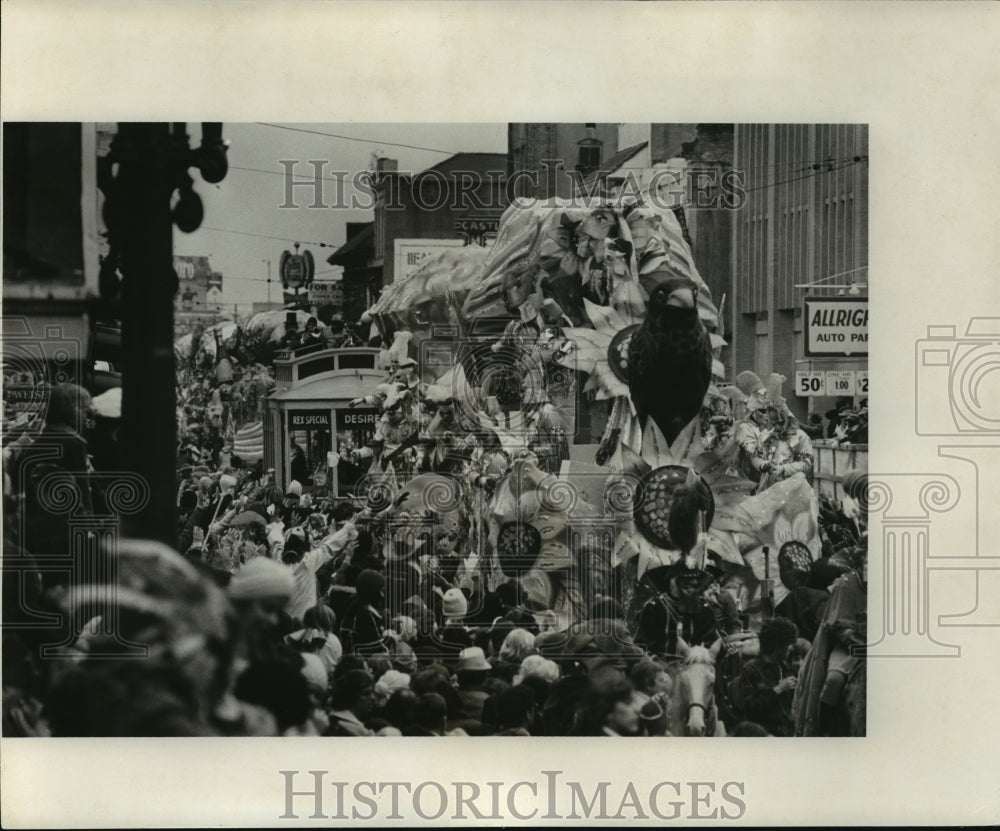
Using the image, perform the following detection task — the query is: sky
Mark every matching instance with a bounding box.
[171,123,507,310]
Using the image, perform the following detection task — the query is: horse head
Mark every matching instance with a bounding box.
[673,636,723,736]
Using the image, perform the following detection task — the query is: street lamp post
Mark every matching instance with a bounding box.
[104,123,228,547]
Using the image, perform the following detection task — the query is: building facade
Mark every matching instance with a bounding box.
[507,123,620,199]
[730,124,869,421]
[372,153,507,288]
[326,221,379,325]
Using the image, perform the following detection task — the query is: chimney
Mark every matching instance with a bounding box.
[376,157,398,174]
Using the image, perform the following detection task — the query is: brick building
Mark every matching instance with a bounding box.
[371,153,507,288]
[507,123,620,199]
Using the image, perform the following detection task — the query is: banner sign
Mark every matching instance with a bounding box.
[804,297,868,357]
[795,371,826,396]
[308,280,344,307]
[454,215,501,246]
[855,371,869,396]
[393,238,465,283]
[825,370,856,397]
[795,370,870,397]
[336,408,378,430]
[288,410,331,430]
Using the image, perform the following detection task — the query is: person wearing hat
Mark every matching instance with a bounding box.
[297,652,332,735]
[732,371,813,493]
[299,317,327,354]
[279,319,302,352]
[824,396,854,439]
[436,588,473,667]
[758,404,814,491]
[732,371,776,486]
[391,356,419,390]
[454,647,492,726]
[228,557,297,666]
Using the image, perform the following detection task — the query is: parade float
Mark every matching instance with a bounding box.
[348,190,827,642]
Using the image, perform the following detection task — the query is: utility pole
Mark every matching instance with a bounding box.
[105,123,228,547]
[263,258,272,305]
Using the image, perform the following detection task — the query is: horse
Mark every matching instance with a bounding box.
[666,637,727,737]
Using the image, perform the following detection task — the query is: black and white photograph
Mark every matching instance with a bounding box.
[0,2,997,828]
[2,119,869,743]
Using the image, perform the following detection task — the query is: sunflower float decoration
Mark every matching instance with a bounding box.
[603,415,757,579]
[486,453,609,629]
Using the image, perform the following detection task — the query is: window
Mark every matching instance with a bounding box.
[338,353,375,370]
[578,144,602,174]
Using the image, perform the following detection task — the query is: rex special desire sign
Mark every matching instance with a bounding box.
[804,297,868,357]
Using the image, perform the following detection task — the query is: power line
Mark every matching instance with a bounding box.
[741,157,866,195]
[199,226,344,248]
[229,163,363,185]
[255,122,461,157]
[615,155,861,175]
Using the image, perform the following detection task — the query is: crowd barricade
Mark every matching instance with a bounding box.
[812,439,868,502]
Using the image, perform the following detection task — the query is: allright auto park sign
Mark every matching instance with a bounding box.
[804,296,868,356]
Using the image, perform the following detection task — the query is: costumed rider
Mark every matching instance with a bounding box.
[733,371,814,494]
[418,383,480,474]
[369,384,419,475]
[517,359,569,475]
[390,356,420,391]
[637,473,740,656]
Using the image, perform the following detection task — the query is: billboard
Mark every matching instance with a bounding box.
[393,238,465,283]
[308,280,345,308]
[804,296,868,357]
[174,255,214,313]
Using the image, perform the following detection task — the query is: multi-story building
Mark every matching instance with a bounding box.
[507,123,621,199]
[371,152,507,288]
[730,124,869,421]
